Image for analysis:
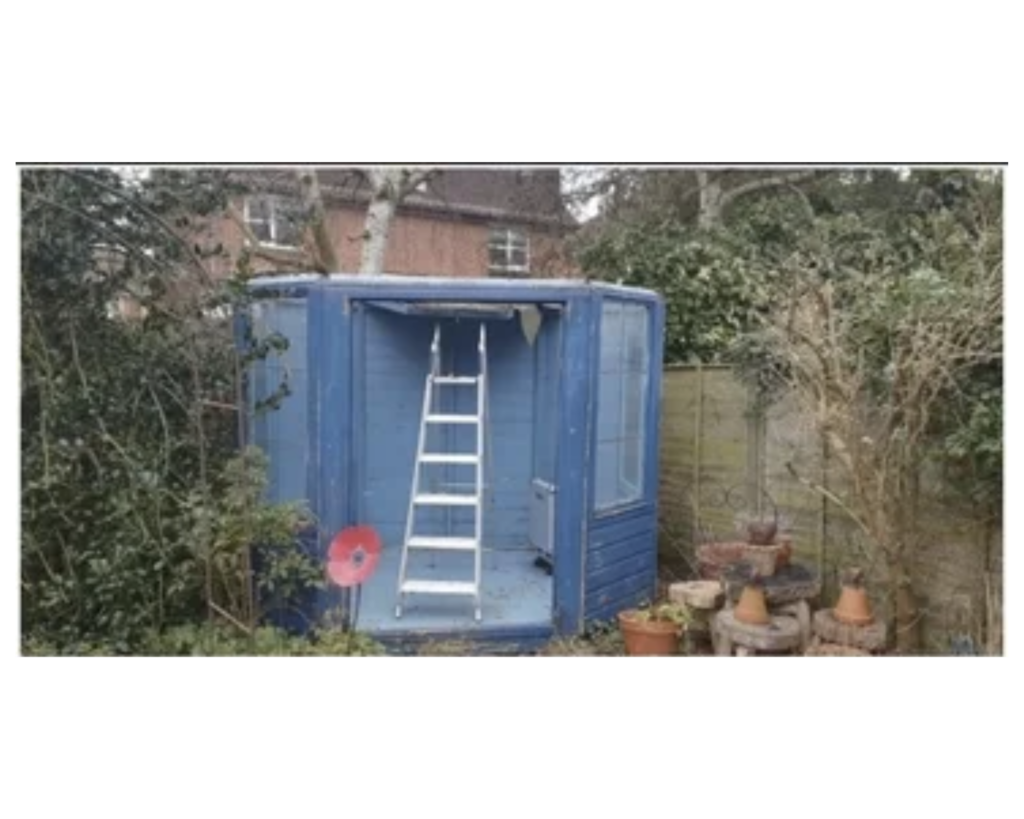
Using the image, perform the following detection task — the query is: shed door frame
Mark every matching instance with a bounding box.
[349,294,569,629]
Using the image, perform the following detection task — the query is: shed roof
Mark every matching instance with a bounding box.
[245,272,660,302]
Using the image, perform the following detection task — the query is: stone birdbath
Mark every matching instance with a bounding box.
[713,609,803,656]
[721,562,821,651]
[669,580,725,653]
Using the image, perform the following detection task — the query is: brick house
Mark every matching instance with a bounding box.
[207,167,579,280]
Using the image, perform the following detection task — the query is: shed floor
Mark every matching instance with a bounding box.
[355,547,553,634]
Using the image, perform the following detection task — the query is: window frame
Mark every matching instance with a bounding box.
[593,299,651,515]
[242,195,304,250]
[487,226,530,277]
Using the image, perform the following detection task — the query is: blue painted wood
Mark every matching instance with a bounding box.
[359,310,434,549]
[587,550,656,591]
[317,287,353,542]
[306,295,322,528]
[531,310,560,485]
[587,505,656,548]
[245,298,310,503]
[584,568,659,623]
[330,282,589,304]
[358,309,541,553]
[371,625,555,654]
[350,301,368,530]
[646,295,667,531]
[585,512,657,616]
[247,275,665,307]
[356,548,552,632]
[580,292,665,629]
[244,278,663,642]
[588,529,657,573]
[552,294,595,635]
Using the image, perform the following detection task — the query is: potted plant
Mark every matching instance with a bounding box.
[617,601,694,656]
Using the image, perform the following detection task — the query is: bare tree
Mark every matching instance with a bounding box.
[754,213,1002,652]
[565,166,819,229]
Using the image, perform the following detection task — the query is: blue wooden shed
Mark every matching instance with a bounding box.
[241,273,665,647]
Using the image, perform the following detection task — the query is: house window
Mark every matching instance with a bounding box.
[488,227,530,276]
[595,301,650,511]
[243,195,304,249]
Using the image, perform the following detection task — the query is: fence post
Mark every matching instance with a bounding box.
[692,362,704,548]
[745,382,766,515]
[819,429,829,579]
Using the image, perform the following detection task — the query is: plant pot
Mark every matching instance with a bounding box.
[734,584,770,625]
[834,584,874,626]
[617,610,683,656]
[697,541,749,580]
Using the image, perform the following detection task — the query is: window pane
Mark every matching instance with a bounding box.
[250,219,273,243]
[595,299,650,511]
[274,213,303,247]
[510,248,528,267]
[489,246,509,267]
[624,304,649,369]
[595,440,621,510]
[596,370,623,442]
[620,436,643,500]
[599,302,624,373]
[247,196,271,222]
[623,371,646,437]
[272,199,304,246]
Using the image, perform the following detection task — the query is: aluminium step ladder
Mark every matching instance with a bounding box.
[395,322,488,622]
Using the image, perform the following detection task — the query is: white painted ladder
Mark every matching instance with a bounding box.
[395,322,487,622]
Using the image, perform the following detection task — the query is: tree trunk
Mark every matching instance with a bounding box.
[696,171,723,229]
[357,167,435,275]
[360,173,399,276]
[887,554,921,654]
[296,169,339,273]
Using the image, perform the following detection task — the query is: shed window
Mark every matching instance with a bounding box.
[488,227,530,276]
[243,195,304,249]
[595,301,650,511]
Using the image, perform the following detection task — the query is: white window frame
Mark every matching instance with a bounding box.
[488,226,530,276]
[242,195,303,250]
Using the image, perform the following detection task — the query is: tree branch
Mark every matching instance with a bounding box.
[295,168,339,273]
[718,170,820,215]
[225,202,314,271]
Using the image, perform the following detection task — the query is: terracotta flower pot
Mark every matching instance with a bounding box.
[834,585,874,626]
[734,584,770,625]
[617,610,683,656]
[697,541,749,580]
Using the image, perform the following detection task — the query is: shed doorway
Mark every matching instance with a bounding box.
[349,300,563,634]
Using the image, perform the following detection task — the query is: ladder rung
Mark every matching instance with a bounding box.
[407,536,478,551]
[401,580,478,596]
[426,414,479,424]
[414,493,478,506]
[420,453,480,465]
[433,376,479,385]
